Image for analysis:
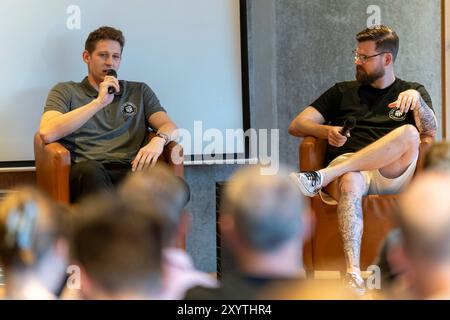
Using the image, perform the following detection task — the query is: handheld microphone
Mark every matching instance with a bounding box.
[106,69,118,94]
[339,116,356,137]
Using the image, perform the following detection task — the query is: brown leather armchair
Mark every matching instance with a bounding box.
[299,135,434,273]
[34,132,184,204]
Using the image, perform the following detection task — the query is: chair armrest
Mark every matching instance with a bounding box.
[299,136,327,171]
[415,134,436,174]
[34,132,71,203]
[298,133,434,174]
[148,132,184,178]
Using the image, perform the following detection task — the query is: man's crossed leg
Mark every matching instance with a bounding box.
[290,124,420,293]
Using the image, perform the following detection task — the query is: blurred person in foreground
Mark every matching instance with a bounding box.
[370,228,410,299]
[0,187,70,299]
[369,144,450,299]
[118,165,217,299]
[424,142,450,171]
[260,277,359,300]
[70,193,164,299]
[185,165,311,300]
[398,171,450,299]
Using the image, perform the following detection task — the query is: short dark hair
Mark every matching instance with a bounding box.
[85,26,125,53]
[118,165,190,247]
[356,25,399,61]
[71,193,163,295]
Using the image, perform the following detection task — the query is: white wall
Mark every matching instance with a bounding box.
[0,0,244,162]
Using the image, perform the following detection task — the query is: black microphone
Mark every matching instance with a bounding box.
[339,117,356,137]
[106,69,117,94]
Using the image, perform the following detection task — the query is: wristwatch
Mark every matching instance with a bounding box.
[156,132,170,145]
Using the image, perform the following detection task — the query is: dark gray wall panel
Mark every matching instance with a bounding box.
[185,164,244,271]
[275,0,441,169]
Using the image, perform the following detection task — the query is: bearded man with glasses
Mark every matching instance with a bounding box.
[289,25,437,294]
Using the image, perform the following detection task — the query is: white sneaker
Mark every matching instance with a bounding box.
[343,272,366,296]
[289,171,323,197]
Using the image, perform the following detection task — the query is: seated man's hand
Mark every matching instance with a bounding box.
[131,137,165,171]
[96,76,120,107]
[388,89,421,114]
[328,126,348,147]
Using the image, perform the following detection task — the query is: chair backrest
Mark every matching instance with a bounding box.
[34,133,71,203]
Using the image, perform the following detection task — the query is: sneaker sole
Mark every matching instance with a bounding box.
[289,172,317,197]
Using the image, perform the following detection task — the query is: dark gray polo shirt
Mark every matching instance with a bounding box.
[44,77,166,164]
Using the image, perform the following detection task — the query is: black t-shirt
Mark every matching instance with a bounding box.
[310,78,434,165]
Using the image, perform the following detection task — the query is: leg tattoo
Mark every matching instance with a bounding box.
[337,191,363,272]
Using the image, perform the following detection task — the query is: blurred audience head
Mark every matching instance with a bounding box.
[0,186,69,299]
[220,165,309,275]
[71,193,164,299]
[424,142,450,171]
[119,166,218,300]
[399,171,450,299]
[118,164,190,248]
[372,228,410,297]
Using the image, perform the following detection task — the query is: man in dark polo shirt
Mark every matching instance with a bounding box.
[39,26,178,202]
[288,25,437,293]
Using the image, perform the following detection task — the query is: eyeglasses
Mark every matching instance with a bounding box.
[353,49,390,64]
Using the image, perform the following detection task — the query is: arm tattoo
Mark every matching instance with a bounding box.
[337,191,363,271]
[414,97,437,136]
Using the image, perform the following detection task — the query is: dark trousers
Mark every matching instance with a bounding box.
[69,160,130,203]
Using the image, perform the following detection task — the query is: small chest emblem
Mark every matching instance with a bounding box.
[389,107,407,121]
[120,102,137,116]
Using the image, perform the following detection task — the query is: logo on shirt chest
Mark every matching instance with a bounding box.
[388,107,407,121]
[120,102,137,117]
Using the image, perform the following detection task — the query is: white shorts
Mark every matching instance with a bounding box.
[319,152,418,205]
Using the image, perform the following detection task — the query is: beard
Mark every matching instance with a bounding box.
[355,65,385,85]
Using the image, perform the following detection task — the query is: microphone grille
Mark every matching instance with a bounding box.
[346,116,356,128]
[106,69,117,77]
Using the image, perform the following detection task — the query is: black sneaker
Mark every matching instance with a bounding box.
[289,171,323,197]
